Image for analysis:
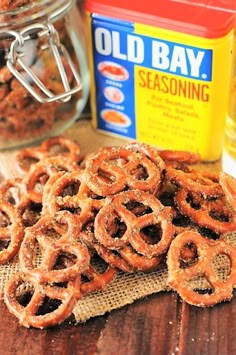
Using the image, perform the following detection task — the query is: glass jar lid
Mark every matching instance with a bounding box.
[0,0,82,104]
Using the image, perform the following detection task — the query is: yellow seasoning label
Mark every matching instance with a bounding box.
[88,14,235,161]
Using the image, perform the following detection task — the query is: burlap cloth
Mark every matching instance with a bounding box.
[0,119,231,323]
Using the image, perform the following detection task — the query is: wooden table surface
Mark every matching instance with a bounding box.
[0,118,234,355]
[1,285,236,355]
[1,289,236,355]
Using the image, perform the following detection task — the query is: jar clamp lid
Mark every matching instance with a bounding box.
[0,0,82,104]
[0,0,89,149]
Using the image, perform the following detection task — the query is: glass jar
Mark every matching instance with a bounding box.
[0,0,90,149]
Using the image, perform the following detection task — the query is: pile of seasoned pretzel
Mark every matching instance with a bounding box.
[1,136,236,328]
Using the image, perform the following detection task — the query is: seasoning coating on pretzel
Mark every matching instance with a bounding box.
[19,212,90,283]
[125,141,165,170]
[167,231,236,307]
[16,148,46,174]
[175,188,236,234]
[80,254,117,295]
[94,189,174,257]
[24,156,80,203]
[0,201,24,264]
[220,172,236,212]
[119,245,164,272]
[93,242,134,273]
[40,136,81,161]
[4,273,80,329]
[42,170,105,227]
[158,149,201,164]
[84,146,163,196]
[165,163,224,197]
[15,137,81,174]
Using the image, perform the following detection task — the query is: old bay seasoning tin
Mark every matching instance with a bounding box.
[86,0,236,161]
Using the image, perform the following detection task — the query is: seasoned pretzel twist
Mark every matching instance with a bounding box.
[0,201,24,264]
[94,189,174,257]
[158,150,201,164]
[175,188,236,234]
[84,147,163,196]
[40,136,81,161]
[24,156,80,203]
[220,172,236,213]
[125,141,165,169]
[80,260,117,295]
[4,210,93,328]
[16,147,46,174]
[167,231,236,307]
[42,171,105,225]
[165,163,224,197]
[4,273,81,329]
[16,136,81,174]
[19,211,90,284]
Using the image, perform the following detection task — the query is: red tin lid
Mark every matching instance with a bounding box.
[86,0,236,38]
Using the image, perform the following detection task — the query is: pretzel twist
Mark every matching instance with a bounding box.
[84,147,163,196]
[175,188,236,234]
[4,273,81,329]
[0,201,24,264]
[167,231,236,307]
[94,189,174,257]
[19,211,90,283]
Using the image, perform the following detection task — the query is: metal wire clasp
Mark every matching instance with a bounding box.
[5,22,82,103]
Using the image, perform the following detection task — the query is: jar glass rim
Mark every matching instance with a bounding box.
[0,0,75,29]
